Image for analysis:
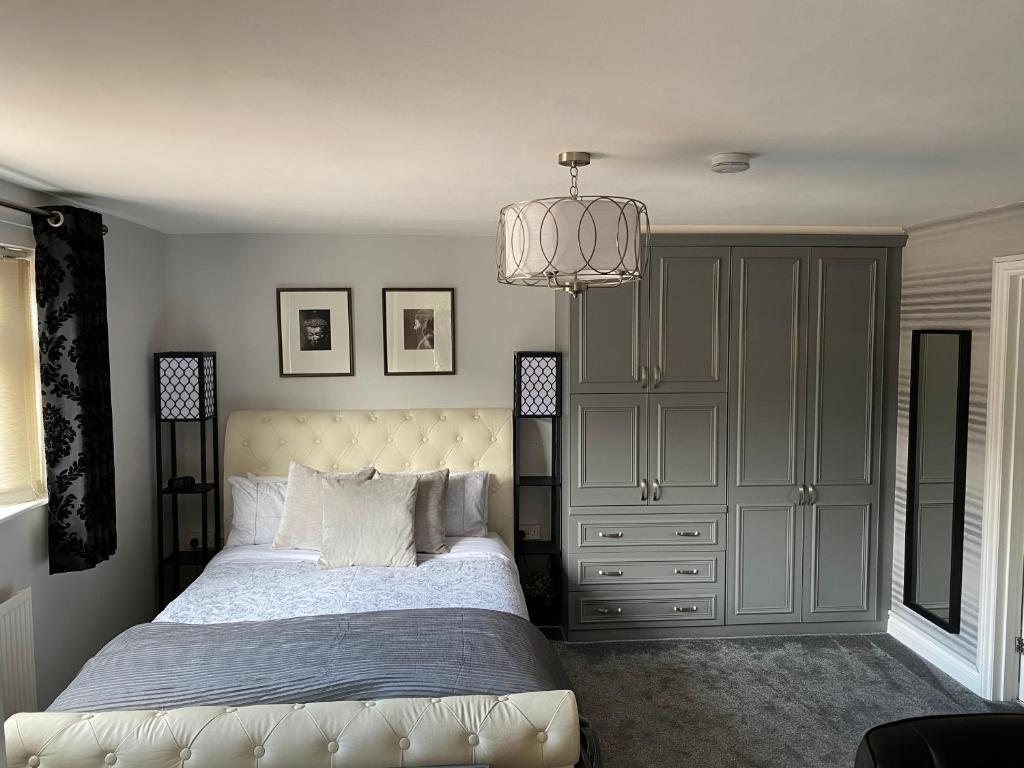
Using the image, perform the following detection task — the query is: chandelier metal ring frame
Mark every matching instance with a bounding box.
[496,152,650,296]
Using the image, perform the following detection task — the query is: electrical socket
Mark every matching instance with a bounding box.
[520,523,541,541]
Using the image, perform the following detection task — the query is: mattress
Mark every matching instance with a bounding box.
[155,534,528,623]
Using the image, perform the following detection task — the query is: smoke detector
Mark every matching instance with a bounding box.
[711,152,751,173]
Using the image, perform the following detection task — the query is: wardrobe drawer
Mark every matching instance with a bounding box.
[573,554,721,587]
[572,593,721,627]
[574,514,724,549]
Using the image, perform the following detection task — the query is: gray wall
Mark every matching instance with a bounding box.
[163,233,559,534]
[892,204,1024,663]
[0,180,167,706]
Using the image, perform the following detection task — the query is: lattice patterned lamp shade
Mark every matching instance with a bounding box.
[155,352,216,421]
[514,352,561,417]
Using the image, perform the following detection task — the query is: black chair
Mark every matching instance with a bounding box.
[855,713,1024,767]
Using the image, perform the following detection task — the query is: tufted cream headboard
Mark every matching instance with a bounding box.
[223,408,515,548]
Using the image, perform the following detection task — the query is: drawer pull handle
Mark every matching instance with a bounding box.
[596,607,622,615]
[673,605,699,613]
[598,569,624,577]
[674,568,700,575]
[598,531,624,538]
[675,530,701,537]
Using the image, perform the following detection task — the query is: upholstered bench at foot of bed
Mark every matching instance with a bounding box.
[5,691,580,768]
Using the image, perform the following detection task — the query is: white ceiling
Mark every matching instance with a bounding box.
[2,0,1023,235]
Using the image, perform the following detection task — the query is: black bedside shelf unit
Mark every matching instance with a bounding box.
[154,352,221,608]
[512,351,563,637]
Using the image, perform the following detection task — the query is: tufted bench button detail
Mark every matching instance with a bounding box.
[472,461,479,468]
[365,701,376,708]
[314,438,322,444]
[253,745,265,758]
[430,697,441,703]
[299,416,307,423]
[496,695,508,702]
[421,436,428,443]
[387,437,393,443]
[224,707,237,713]
[332,463,340,470]
[327,741,339,754]
[398,737,411,750]
[537,731,548,743]
[293,703,305,710]
[279,439,287,446]
[439,460,445,467]
[242,440,249,447]
[456,435,463,442]
[334,416,342,422]
[28,757,40,768]
[490,436,497,443]
[80,714,93,720]
[179,747,192,761]
[260,465,267,472]
[351,438,358,444]
[404,462,410,468]
[467,733,480,746]
[105,752,118,765]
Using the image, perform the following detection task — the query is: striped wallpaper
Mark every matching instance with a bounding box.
[893,205,1024,665]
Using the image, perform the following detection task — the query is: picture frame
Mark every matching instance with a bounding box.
[277,287,354,377]
[382,288,456,375]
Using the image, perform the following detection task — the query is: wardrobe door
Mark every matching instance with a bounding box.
[727,247,809,624]
[570,394,649,506]
[648,393,727,505]
[570,281,650,393]
[649,247,730,393]
[802,249,885,622]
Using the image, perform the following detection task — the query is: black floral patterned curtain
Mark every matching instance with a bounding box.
[32,206,116,574]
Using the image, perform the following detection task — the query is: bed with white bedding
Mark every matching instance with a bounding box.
[5,409,593,768]
[156,535,528,624]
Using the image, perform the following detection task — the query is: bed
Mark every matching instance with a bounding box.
[4,409,591,768]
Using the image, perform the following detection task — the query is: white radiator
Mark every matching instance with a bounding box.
[0,589,37,716]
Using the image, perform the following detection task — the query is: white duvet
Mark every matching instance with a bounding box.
[155,534,528,623]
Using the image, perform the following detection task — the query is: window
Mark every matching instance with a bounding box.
[0,247,45,509]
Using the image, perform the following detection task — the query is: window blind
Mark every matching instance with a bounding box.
[0,255,44,505]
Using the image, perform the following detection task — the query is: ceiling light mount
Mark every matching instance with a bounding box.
[711,152,751,173]
[497,152,650,297]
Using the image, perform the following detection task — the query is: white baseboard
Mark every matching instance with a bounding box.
[887,611,983,696]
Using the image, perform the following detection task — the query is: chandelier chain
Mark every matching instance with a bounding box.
[568,163,579,199]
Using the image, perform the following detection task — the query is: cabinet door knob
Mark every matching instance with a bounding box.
[640,478,648,501]
[673,605,699,613]
[797,484,808,505]
[597,531,624,539]
[653,365,663,388]
[596,607,622,615]
[675,530,701,537]
[674,568,700,575]
[638,365,649,389]
[598,569,624,577]
[652,478,662,501]
[808,484,819,504]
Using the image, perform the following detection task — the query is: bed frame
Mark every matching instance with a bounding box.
[222,408,516,549]
[4,409,585,768]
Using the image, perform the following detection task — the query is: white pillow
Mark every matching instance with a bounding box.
[317,475,419,569]
[272,462,377,550]
[225,475,288,547]
[444,471,489,537]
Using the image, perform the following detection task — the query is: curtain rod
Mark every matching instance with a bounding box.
[0,197,108,235]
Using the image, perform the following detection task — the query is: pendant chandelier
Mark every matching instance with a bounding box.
[496,151,650,297]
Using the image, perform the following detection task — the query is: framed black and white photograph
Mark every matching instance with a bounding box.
[382,288,455,375]
[277,288,354,376]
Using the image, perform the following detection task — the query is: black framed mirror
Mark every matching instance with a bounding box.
[904,329,971,633]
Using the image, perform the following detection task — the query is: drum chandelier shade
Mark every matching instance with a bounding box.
[497,152,650,297]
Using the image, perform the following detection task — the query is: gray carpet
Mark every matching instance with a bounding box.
[555,634,1017,768]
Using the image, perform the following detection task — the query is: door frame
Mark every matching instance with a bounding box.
[977,254,1024,701]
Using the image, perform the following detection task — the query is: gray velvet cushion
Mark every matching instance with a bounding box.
[272,462,376,551]
[378,469,449,554]
[317,474,419,568]
[444,471,490,537]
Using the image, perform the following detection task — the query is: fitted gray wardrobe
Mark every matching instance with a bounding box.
[559,234,905,640]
